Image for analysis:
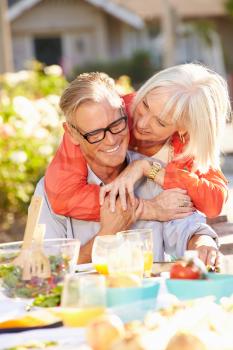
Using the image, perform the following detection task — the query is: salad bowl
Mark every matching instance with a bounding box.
[0,239,80,299]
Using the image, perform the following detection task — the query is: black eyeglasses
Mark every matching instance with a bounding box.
[69,115,128,144]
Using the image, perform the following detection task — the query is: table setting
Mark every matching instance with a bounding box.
[1,198,233,350]
[1,269,233,350]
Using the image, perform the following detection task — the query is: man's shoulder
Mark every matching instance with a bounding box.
[127,150,148,163]
[127,151,165,167]
[35,177,45,196]
[34,177,66,220]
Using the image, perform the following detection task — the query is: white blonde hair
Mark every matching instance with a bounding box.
[132,63,231,173]
[60,72,122,123]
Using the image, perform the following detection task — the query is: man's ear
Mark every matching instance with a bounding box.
[63,122,80,145]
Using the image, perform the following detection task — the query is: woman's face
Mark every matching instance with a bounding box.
[133,89,179,146]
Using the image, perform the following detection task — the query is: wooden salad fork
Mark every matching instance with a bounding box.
[13,195,43,280]
[31,224,51,279]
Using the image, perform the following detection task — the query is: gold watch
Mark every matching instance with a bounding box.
[147,161,162,181]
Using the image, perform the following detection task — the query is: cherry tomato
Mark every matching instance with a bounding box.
[170,261,201,280]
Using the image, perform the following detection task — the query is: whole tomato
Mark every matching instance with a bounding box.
[170,261,202,280]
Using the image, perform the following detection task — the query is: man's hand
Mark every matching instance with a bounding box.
[141,188,194,221]
[78,198,143,264]
[187,234,220,267]
[99,195,143,235]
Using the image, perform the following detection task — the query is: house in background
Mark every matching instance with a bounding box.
[8,0,147,74]
[7,0,233,76]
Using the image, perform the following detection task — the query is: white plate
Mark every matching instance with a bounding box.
[0,327,85,349]
[0,289,33,322]
[75,263,95,273]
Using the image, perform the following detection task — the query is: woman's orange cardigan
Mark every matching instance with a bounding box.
[45,93,228,220]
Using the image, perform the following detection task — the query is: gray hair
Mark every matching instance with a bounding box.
[132,63,231,173]
[60,72,122,122]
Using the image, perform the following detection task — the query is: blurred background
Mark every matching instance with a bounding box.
[0,0,233,242]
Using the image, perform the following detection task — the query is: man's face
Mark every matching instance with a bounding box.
[68,100,129,170]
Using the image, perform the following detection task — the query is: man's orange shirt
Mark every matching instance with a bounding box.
[45,93,228,220]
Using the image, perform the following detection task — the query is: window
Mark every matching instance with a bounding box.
[34,37,62,66]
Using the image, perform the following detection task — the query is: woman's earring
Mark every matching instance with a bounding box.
[179,133,185,144]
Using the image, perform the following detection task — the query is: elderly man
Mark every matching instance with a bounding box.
[35,72,218,265]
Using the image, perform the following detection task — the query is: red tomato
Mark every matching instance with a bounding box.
[170,262,201,280]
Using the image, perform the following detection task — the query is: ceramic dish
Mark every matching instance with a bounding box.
[107,280,160,307]
[165,273,233,302]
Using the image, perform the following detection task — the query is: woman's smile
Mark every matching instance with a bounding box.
[135,127,152,136]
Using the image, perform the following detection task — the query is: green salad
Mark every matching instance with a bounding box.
[0,255,69,298]
[4,341,57,350]
[32,285,63,308]
[0,251,19,264]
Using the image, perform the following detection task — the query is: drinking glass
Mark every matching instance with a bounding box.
[221,255,233,274]
[60,274,106,327]
[108,231,144,278]
[92,235,124,275]
[118,229,153,277]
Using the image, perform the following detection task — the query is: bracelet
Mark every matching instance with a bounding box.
[147,161,162,181]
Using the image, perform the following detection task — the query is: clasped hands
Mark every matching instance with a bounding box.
[99,159,194,221]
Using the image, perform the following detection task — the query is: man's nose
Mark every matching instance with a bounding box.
[104,130,116,144]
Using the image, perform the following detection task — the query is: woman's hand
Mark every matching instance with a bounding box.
[142,188,194,221]
[99,160,149,212]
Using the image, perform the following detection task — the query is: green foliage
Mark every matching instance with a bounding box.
[72,50,157,85]
[0,63,67,219]
[188,20,216,47]
[225,0,233,17]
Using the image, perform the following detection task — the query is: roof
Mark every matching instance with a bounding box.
[85,0,144,28]
[7,0,144,29]
[113,0,227,20]
[8,0,42,21]
[8,0,21,6]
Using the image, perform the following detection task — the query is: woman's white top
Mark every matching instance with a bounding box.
[151,138,172,165]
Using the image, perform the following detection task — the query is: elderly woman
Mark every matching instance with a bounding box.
[45,63,230,221]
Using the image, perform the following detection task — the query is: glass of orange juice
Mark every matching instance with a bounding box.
[117,229,153,277]
[60,274,107,327]
[108,232,144,279]
[92,235,124,275]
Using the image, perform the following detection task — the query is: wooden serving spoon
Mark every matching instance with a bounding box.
[31,224,51,279]
[13,195,43,280]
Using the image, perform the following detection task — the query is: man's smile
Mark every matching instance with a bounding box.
[102,144,120,153]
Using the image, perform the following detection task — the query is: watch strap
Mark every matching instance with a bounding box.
[147,161,162,181]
